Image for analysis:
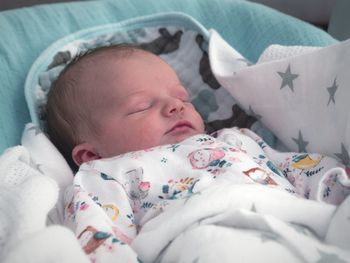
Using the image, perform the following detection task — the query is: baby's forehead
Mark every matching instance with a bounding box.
[75,47,136,67]
[85,47,148,62]
[64,47,178,98]
[64,47,136,79]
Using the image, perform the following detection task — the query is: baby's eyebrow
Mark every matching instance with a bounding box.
[123,89,147,100]
[120,92,149,107]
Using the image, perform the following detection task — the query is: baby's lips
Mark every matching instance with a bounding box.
[165,120,193,134]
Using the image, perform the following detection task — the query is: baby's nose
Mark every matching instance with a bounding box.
[163,98,185,116]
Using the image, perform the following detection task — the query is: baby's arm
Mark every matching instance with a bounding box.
[240,128,350,204]
[64,168,140,262]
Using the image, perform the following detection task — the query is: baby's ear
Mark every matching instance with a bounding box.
[72,143,101,166]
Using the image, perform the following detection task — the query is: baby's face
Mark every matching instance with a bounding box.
[85,50,205,158]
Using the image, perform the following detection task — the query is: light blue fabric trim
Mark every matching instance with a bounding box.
[25,12,210,125]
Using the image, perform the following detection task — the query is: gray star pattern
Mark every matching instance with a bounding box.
[292,130,309,152]
[317,250,348,263]
[334,143,350,166]
[248,106,262,120]
[277,64,299,92]
[327,78,338,106]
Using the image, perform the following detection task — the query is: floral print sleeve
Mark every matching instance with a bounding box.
[239,128,350,204]
[64,167,140,262]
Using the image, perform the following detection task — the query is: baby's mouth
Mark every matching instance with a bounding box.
[165,120,194,135]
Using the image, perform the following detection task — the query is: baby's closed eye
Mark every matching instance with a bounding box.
[127,102,153,115]
[126,100,153,115]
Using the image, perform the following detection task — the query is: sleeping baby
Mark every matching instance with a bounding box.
[46,45,350,262]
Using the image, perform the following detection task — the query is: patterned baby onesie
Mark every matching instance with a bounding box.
[64,127,349,262]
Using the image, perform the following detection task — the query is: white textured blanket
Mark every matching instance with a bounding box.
[0,145,88,263]
[132,183,350,262]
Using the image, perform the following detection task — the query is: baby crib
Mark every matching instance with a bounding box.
[1,0,349,262]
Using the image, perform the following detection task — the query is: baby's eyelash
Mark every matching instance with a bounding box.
[127,104,152,115]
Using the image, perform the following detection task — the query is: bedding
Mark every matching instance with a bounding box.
[0,145,87,263]
[133,184,350,263]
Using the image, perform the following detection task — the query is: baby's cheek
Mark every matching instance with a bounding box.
[190,110,205,132]
[130,128,161,150]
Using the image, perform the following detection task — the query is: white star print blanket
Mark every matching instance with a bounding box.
[209,30,350,169]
